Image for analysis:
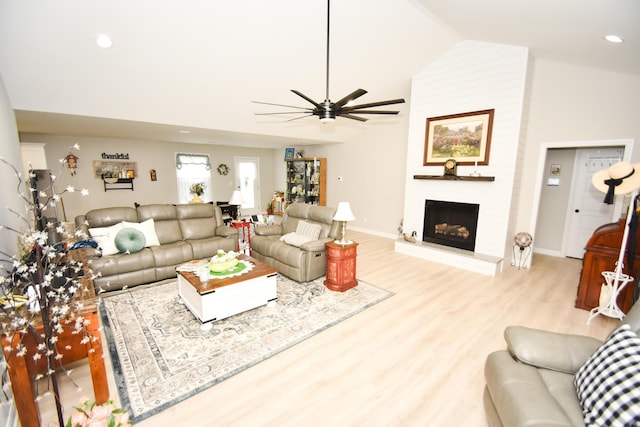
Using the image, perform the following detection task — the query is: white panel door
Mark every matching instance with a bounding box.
[565,148,623,259]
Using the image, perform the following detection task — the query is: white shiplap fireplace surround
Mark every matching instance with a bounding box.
[396,41,531,276]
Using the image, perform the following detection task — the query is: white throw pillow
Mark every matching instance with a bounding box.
[296,220,322,241]
[121,219,161,247]
[280,232,313,247]
[89,222,124,256]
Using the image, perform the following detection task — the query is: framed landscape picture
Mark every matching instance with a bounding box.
[423,109,494,166]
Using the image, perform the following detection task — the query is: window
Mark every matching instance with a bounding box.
[175,153,212,203]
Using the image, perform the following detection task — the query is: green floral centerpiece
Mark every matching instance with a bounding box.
[208,249,239,273]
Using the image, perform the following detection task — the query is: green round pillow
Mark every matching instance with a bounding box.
[114,228,146,254]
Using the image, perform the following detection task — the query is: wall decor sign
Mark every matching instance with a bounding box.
[101,152,130,160]
[423,109,494,166]
[93,160,138,179]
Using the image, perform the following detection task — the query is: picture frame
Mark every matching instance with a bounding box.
[423,109,494,166]
[285,148,295,160]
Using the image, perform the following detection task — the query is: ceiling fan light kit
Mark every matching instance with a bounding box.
[254,0,405,123]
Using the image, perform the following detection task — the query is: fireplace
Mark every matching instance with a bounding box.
[423,200,479,251]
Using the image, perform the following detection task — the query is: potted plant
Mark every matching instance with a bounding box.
[266,201,273,215]
[189,182,205,203]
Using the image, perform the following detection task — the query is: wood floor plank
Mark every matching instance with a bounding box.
[36,230,619,426]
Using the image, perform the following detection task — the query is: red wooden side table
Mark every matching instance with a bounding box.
[324,241,358,292]
[230,220,251,254]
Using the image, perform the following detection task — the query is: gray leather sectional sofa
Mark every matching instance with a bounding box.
[75,203,237,292]
[252,203,339,282]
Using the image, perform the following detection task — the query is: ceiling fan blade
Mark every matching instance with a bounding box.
[285,114,315,122]
[252,100,311,110]
[343,98,406,110]
[334,89,367,108]
[255,111,314,115]
[339,113,368,122]
[344,110,400,115]
[291,90,320,107]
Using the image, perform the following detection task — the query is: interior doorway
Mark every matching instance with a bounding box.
[529,139,633,267]
[234,156,260,217]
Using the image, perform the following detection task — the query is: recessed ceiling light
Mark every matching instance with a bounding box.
[178,130,191,134]
[96,35,113,48]
[604,34,624,43]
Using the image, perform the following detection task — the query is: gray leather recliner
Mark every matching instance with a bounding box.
[251,203,339,282]
[484,302,640,426]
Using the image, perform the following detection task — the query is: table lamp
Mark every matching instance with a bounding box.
[229,189,244,220]
[333,202,355,245]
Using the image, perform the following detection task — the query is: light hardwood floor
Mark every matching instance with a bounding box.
[38,230,618,426]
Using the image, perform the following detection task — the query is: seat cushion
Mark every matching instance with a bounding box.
[485,350,578,427]
[574,324,640,427]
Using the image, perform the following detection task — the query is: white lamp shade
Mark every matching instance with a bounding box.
[229,190,244,205]
[333,202,355,221]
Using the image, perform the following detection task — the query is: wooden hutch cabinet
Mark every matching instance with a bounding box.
[285,158,326,206]
[576,218,640,314]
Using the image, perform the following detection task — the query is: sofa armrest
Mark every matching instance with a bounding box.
[215,225,239,238]
[299,238,332,252]
[254,224,283,236]
[504,326,602,374]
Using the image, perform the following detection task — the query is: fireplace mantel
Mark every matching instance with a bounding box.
[413,175,495,182]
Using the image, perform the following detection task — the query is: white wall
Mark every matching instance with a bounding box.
[401,41,530,268]
[20,134,280,222]
[517,60,640,239]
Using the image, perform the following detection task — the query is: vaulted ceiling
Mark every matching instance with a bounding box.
[1,0,637,148]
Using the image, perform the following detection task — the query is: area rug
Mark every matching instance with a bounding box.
[99,274,393,423]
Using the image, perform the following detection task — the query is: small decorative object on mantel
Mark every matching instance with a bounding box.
[150,169,157,181]
[216,163,229,176]
[444,158,457,176]
[511,232,533,269]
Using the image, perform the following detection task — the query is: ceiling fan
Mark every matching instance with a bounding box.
[253,0,405,123]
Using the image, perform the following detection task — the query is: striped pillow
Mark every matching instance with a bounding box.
[296,220,322,240]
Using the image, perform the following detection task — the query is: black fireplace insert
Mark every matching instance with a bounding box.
[423,200,479,251]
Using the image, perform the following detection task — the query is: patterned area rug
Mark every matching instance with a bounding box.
[99,274,392,423]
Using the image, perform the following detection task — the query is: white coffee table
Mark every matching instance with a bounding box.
[177,255,278,323]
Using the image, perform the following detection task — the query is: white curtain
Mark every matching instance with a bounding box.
[175,153,212,203]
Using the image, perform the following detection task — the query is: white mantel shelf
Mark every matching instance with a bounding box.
[413,175,495,182]
[395,238,503,276]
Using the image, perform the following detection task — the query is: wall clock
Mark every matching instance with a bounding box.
[444,159,457,176]
[217,164,229,176]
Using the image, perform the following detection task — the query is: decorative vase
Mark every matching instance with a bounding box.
[190,194,203,203]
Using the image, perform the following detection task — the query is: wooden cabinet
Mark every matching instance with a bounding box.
[576,218,640,313]
[285,158,326,206]
[324,241,358,292]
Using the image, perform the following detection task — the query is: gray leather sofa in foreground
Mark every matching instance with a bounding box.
[75,203,237,292]
[484,302,640,426]
[252,203,339,282]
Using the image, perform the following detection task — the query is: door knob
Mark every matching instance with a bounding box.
[575,209,580,213]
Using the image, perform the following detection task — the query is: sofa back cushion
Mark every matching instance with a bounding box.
[176,204,218,240]
[136,204,182,244]
[307,205,338,239]
[84,207,138,228]
[281,203,337,240]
